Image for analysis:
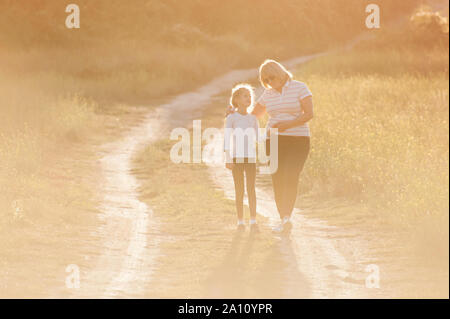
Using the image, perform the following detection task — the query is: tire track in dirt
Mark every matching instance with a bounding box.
[74,114,163,297]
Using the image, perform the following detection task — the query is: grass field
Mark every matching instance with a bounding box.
[295,47,449,217]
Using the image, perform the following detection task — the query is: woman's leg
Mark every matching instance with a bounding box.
[267,137,289,219]
[282,137,310,219]
[232,163,245,221]
[244,162,257,219]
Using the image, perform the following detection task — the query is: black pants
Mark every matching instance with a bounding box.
[231,158,257,220]
[266,136,310,219]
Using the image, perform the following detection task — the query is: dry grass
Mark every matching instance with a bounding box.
[0,70,99,221]
[294,49,449,225]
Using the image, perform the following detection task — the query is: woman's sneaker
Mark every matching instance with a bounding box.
[273,217,293,234]
[282,217,293,232]
[272,223,284,233]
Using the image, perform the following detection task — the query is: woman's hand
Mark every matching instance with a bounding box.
[271,97,314,132]
[225,105,235,117]
[251,103,266,119]
[271,120,294,132]
[226,162,234,170]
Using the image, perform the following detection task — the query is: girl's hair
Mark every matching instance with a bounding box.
[259,59,293,89]
[229,83,254,108]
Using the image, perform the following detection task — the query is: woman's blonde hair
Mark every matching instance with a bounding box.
[259,59,293,89]
[229,83,254,108]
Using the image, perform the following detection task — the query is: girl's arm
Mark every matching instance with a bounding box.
[272,96,314,132]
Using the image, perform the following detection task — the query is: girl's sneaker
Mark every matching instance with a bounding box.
[237,220,245,232]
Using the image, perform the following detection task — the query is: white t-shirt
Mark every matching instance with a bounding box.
[257,79,313,137]
[224,112,259,159]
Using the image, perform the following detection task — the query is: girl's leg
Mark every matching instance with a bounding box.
[282,137,310,219]
[244,162,257,219]
[232,163,245,221]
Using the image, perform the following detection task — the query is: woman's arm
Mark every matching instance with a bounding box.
[225,105,236,117]
[272,96,314,132]
[251,102,267,119]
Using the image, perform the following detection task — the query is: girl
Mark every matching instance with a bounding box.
[224,84,259,232]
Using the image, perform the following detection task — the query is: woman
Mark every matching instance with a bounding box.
[230,59,314,233]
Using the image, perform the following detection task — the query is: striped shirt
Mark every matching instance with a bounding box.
[257,80,313,137]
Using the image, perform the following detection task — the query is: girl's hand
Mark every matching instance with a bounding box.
[226,162,234,170]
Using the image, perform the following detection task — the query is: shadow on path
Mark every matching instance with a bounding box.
[204,229,311,298]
